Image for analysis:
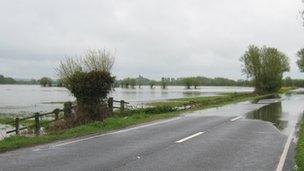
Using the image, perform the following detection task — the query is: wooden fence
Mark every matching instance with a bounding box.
[107,97,130,113]
[5,109,64,135]
[5,98,129,136]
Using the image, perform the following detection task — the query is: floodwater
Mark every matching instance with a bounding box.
[246,90,304,136]
[188,89,304,136]
[1,86,303,139]
[0,85,253,115]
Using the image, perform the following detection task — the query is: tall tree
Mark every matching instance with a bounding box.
[38,77,53,87]
[161,77,167,89]
[240,45,290,93]
[297,48,304,72]
[183,77,193,89]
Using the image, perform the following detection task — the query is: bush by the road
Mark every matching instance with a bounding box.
[57,49,115,122]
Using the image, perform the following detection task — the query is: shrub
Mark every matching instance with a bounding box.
[57,49,115,122]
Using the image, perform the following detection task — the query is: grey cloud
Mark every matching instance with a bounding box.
[0,0,303,80]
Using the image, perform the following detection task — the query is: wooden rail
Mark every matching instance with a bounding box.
[6,109,64,135]
[5,98,129,136]
[107,97,130,113]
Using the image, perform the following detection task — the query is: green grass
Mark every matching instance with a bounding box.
[148,93,259,109]
[296,119,304,171]
[0,92,264,152]
[0,116,14,125]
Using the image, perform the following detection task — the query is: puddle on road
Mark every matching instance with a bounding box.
[246,92,304,136]
[246,102,288,131]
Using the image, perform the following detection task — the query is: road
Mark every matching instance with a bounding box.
[0,101,296,171]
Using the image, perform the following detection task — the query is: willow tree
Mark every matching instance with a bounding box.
[129,78,136,88]
[149,80,157,88]
[183,77,193,89]
[297,48,304,72]
[38,77,53,87]
[240,45,290,94]
[57,49,115,122]
[161,77,167,89]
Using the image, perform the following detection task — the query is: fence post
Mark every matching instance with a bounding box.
[120,100,125,113]
[54,109,60,121]
[63,102,72,119]
[34,112,40,135]
[15,117,19,135]
[108,97,113,114]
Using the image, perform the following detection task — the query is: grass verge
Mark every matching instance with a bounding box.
[148,93,260,109]
[0,92,267,152]
[296,119,304,171]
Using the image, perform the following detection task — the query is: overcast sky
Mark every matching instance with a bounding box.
[0,0,304,80]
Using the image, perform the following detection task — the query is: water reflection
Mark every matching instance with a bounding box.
[246,102,288,131]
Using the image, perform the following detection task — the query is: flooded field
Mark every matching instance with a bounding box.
[0,85,253,115]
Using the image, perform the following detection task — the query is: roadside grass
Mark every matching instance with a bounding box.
[0,91,284,153]
[296,119,304,171]
[148,93,259,109]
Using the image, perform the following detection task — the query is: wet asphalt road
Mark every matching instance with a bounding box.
[0,101,296,171]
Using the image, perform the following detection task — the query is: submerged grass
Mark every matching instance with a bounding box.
[278,87,297,94]
[0,116,14,125]
[0,92,269,152]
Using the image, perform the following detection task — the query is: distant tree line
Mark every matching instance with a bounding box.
[0,74,64,87]
[0,75,16,84]
[116,74,304,90]
[282,77,304,87]
[0,74,37,85]
[115,75,254,89]
[2,74,304,89]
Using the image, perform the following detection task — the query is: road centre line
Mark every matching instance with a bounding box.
[175,132,205,143]
[230,116,242,122]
